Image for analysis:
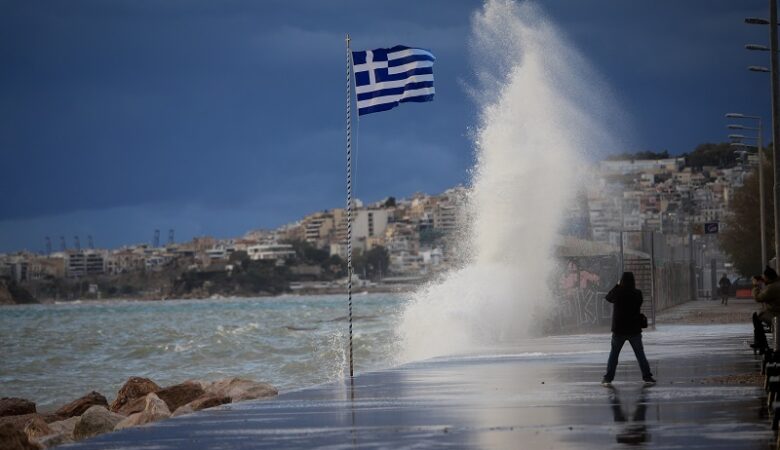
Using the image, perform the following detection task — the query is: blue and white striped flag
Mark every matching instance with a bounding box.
[352,45,435,116]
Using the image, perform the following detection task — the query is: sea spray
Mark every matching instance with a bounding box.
[326,329,348,384]
[396,0,623,362]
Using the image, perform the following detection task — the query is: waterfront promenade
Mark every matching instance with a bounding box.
[68,299,774,449]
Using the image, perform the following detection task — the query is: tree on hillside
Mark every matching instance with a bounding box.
[229,250,250,270]
[326,255,347,278]
[284,239,345,279]
[353,246,389,281]
[286,239,329,265]
[606,150,670,161]
[719,151,774,276]
[684,142,739,168]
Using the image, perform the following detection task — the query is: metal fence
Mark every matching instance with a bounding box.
[551,231,707,333]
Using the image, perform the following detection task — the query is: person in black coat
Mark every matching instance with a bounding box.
[718,273,731,305]
[602,272,655,386]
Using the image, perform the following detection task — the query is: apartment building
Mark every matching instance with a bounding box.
[66,250,106,278]
[599,157,685,176]
[302,212,336,248]
[246,243,296,261]
[432,187,468,234]
[329,207,390,257]
[105,248,147,275]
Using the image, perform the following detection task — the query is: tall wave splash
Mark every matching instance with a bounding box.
[396,0,623,362]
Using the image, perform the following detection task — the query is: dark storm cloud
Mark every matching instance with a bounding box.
[0,0,474,224]
[0,0,769,251]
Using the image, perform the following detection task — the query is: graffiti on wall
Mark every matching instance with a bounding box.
[550,256,618,331]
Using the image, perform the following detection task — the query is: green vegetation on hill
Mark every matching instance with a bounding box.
[684,142,740,168]
[606,150,670,161]
[164,240,351,298]
[607,142,743,169]
[352,246,389,281]
[284,239,348,277]
[171,259,291,297]
[0,278,37,304]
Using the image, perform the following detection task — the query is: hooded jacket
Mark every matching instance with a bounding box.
[605,284,643,335]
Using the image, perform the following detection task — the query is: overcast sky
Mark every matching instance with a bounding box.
[0,0,769,253]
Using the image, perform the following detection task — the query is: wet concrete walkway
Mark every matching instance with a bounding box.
[66,324,774,449]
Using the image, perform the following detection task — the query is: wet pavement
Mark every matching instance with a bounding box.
[65,324,775,449]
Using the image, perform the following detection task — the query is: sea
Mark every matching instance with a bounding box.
[0,293,404,411]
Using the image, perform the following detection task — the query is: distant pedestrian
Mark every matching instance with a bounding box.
[718,274,731,306]
[601,272,655,387]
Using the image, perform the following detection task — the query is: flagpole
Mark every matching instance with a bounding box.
[345,33,355,379]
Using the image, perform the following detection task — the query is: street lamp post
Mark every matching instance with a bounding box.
[726,114,766,266]
[745,4,780,268]
[743,3,779,267]
[771,0,780,270]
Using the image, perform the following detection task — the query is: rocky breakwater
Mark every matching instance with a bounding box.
[0,376,278,449]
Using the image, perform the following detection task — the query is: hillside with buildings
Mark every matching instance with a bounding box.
[0,144,753,302]
[585,152,742,242]
[0,188,468,301]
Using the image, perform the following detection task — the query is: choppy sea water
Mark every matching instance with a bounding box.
[0,294,404,410]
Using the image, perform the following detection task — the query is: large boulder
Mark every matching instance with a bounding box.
[145,393,171,417]
[172,394,231,417]
[0,423,39,450]
[36,433,74,449]
[55,392,108,418]
[47,416,79,438]
[72,406,124,441]
[189,394,231,411]
[0,414,46,433]
[23,417,72,450]
[114,393,170,430]
[0,398,36,417]
[203,378,277,402]
[155,381,204,412]
[41,416,79,448]
[116,395,148,416]
[23,417,52,442]
[170,404,193,418]
[110,377,160,413]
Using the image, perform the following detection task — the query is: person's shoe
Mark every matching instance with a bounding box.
[643,377,656,386]
[601,378,613,387]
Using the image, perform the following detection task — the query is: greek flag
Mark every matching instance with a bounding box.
[352,45,435,116]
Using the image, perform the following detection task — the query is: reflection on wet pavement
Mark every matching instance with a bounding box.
[610,387,649,445]
[68,325,774,449]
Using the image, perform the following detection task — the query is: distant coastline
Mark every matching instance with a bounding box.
[2,280,420,306]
